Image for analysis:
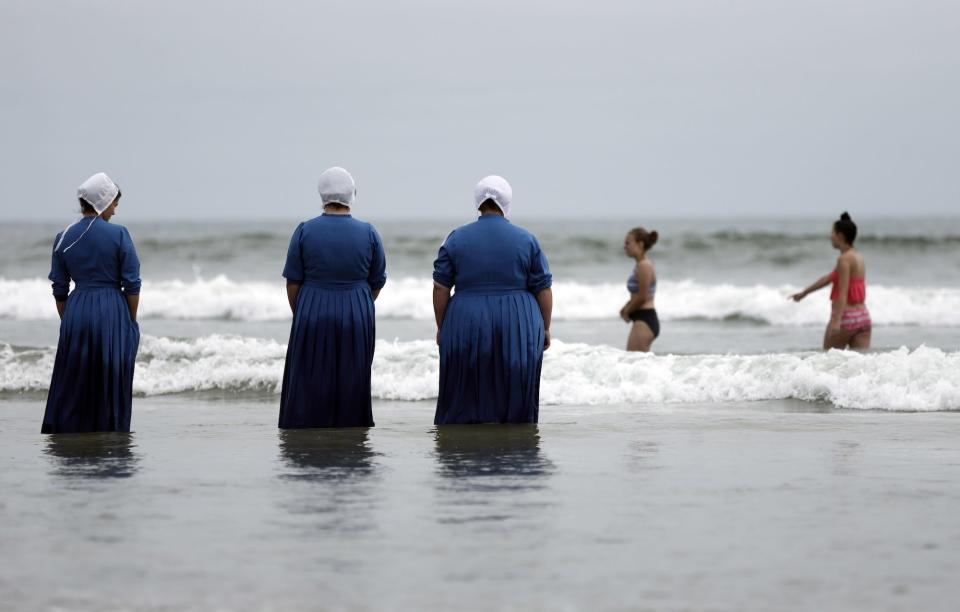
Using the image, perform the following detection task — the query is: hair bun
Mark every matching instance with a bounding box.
[649,230,659,246]
[840,212,852,221]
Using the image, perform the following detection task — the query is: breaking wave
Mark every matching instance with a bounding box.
[3,276,960,327]
[2,335,958,411]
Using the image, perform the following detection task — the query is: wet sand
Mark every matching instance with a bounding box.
[1,397,958,611]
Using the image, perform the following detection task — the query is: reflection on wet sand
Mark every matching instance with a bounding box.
[277,428,380,534]
[434,425,554,491]
[44,433,140,479]
[278,428,377,480]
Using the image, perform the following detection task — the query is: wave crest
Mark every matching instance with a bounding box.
[2,336,958,411]
[3,276,960,327]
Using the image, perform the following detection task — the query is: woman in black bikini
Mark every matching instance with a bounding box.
[620,227,659,352]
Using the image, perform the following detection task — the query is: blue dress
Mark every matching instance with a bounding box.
[279,214,387,428]
[43,218,141,433]
[433,215,552,424]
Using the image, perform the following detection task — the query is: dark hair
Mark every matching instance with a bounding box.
[833,211,857,245]
[78,188,121,214]
[629,226,659,251]
[478,199,502,214]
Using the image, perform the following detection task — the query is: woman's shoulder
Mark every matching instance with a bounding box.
[500,221,542,247]
[100,221,133,241]
[354,217,380,233]
[443,221,474,240]
[836,251,858,266]
[298,215,323,229]
[636,259,655,278]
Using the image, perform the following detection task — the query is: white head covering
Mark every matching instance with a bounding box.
[79,172,120,215]
[474,175,512,217]
[54,172,120,252]
[317,167,356,207]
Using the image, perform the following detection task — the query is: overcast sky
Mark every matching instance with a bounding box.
[2,0,958,221]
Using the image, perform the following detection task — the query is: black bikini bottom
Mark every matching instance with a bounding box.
[629,308,660,338]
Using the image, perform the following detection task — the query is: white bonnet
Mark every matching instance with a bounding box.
[318,167,356,207]
[55,172,120,252]
[78,172,120,215]
[474,175,512,217]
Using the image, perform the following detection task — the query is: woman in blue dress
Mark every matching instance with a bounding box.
[432,176,553,424]
[279,167,387,428]
[43,172,141,433]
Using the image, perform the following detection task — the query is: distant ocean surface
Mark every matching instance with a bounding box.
[2,217,960,411]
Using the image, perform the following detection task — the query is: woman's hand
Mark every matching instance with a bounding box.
[619,304,631,322]
[543,329,551,350]
[790,290,807,302]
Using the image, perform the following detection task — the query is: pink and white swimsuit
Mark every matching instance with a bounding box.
[829,270,871,333]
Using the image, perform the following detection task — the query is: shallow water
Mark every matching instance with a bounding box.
[2,398,958,611]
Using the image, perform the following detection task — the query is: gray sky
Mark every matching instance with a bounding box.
[2,0,958,221]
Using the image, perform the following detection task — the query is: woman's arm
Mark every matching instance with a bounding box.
[620,264,653,321]
[126,294,139,322]
[286,282,301,314]
[367,225,387,301]
[829,258,850,330]
[537,288,553,350]
[50,234,71,318]
[791,273,832,302]
[433,283,451,344]
[282,224,305,314]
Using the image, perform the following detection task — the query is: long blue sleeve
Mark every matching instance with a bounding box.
[49,233,71,300]
[120,227,141,295]
[367,225,387,291]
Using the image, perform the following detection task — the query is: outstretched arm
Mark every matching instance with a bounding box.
[792,273,832,302]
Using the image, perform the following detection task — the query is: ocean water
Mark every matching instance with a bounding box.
[2,217,960,411]
[3,217,960,611]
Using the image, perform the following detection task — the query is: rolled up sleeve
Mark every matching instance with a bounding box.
[432,232,456,289]
[526,237,552,293]
[282,223,305,283]
[120,228,142,295]
[49,233,71,300]
[367,225,387,291]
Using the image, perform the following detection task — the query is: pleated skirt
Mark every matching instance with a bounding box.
[435,291,545,424]
[42,288,140,433]
[279,285,376,428]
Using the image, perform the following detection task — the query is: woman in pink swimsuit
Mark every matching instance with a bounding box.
[791,212,871,350]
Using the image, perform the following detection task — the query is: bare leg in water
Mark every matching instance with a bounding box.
[848,328,871,350]
[627,321,655,352]
[823,326,871,351]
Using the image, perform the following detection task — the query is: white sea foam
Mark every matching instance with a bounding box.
[3,276,960,327]
[2,335,959,411]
